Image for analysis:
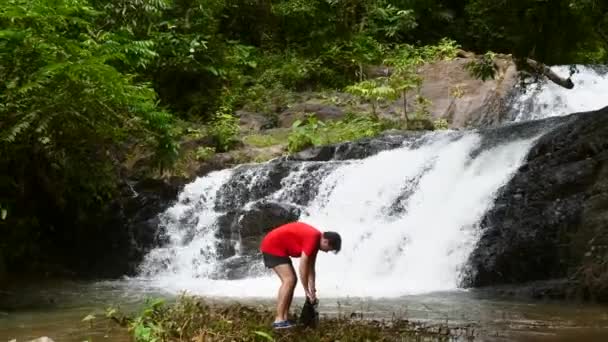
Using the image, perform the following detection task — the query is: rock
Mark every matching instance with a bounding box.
[471,279,576,301]
[236,110,275,131]
[390,56,518,129]
[237,201,301,252]
[179,136,216,151]
[211,201,301,271]
[214,162,294,211]
[215,254,266,279]
[57,177,183,278]
[270,56,518,130]
[215,201,301,256]
[465,105,608,300]
[288,131,416,162]
[278,103,345,128]
[290,146,337,162]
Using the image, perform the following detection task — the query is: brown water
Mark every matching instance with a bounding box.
[1,280,608,342]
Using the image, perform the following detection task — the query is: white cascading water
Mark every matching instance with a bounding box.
[139,170,234,279]
[510,65,608,121]
[137,131,537,298]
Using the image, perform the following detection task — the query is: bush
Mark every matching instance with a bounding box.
[287,114,388,153]
[257,52,323,90]
[433,118,450,130]
[465,52,498,81]
[239,83,294,115]
[194,146,216,161]
[209,113,240,152]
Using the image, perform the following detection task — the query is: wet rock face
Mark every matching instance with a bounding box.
[237,201,301,254]
[465,106,608,294]
[69,177,184,278]
[213,201,301,259]
[214,162,292,211]
[288,131,416,162]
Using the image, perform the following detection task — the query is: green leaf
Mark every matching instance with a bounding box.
[1,208,7,220]
[82,314,96,322]
[253,330,275,341]
[105,307,118,318]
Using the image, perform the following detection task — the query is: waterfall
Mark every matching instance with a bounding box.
[137,130,538,298]
[510,65,608,121]
[134,64,608,299]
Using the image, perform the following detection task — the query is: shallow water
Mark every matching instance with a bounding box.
[2,280,608,341]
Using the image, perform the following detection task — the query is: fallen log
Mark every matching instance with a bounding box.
[524,58,574,89]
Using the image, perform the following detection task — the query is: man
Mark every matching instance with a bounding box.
[260,221,341,329]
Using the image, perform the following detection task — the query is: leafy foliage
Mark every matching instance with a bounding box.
[287,114,388,154]
[465,52,498,81]
[209,114,239,152]
[0,0,176,273]
[345,79,398,116]
[194,146,216,161]
[463,0,608,64]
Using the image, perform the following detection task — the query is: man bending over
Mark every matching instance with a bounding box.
[260,221,341,329]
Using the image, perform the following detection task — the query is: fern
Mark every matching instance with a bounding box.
[0,0,177,194]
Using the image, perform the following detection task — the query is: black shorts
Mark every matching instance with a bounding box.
[262,252,292,268]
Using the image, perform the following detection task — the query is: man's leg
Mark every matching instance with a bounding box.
[272,263,297,322]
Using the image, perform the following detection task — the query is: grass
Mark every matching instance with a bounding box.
[107,295,476,342]
[242,134,283,148]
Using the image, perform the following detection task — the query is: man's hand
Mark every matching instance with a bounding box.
[306,288,317,304]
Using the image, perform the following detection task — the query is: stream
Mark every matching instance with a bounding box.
[2,280,608,341]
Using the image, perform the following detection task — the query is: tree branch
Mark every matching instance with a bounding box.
[524,58,574,89]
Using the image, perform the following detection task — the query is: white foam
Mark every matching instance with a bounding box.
[511,65,608,121]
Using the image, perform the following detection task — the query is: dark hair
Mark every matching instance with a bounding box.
[323,231,341,253]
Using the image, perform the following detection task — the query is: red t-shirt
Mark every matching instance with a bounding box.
[260,222,321,258]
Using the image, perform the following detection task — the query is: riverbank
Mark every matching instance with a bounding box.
[107,295,474,342]
[3,280,608,341]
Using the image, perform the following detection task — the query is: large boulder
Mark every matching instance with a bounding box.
[237,201,301,254]
[213,201,301,261]
[465,106,608,300]
[236,110,275,131]
[390,56,518,128]
[272,55,519,130]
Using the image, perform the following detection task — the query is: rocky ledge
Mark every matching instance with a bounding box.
[465,105,608,301]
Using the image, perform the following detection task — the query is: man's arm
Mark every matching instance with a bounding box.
[307,252,316,299]
[299,252,316,301]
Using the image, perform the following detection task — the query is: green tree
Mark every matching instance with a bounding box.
[345,79,397,117]
[463,0,607,64]
[0,0,176,272]
[385,46,425,126]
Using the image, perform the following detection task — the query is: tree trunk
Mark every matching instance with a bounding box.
[371,101,377,118]
[524,58,574,89]
[402,90,409,127]
[359,63,363,82]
